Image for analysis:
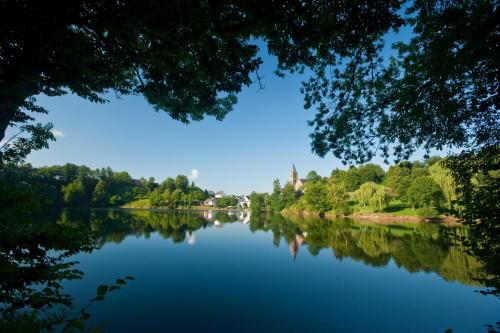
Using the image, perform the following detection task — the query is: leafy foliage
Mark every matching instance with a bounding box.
[0,163,210,209]
[307,1,499,164]
[249,192,269,213]
[301,181,332,213]
[445,147,500,296]
[406,176,444,208]
[149,176,207,208]
[352,182,391,211]
[0,0,403,163]
[429,161,458,211]
[215,196,238,208]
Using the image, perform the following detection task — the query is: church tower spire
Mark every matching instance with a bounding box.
[288,164,304,191]
[289,164,298,186]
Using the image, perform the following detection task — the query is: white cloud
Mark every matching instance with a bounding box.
[51,129,66,138]
[188,169,199,180]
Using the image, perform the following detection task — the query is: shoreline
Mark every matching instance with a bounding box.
[117,206,460,224]
[281,210,460,224]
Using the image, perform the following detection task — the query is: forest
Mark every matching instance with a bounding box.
[250,157,463,218]
[0,163,210,209]
[2,155,464,219]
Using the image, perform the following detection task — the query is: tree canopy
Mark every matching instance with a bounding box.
[0,0,402,163]
[307,0,499,163]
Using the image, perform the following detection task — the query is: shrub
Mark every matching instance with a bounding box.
[416,207,440,218]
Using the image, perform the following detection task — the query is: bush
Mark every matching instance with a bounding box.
[416,207,440,218]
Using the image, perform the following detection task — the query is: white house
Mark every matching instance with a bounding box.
[236,195,251,209]
[203,198,217,207]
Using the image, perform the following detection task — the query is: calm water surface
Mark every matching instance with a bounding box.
[56,209,498,332]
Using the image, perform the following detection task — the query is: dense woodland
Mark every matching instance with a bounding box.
[250,157,464,218]
[0,163,210,209]
[0,156,469,219]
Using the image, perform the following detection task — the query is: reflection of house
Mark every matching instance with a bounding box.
[203,210,215,220]
[289,164,306,191]
[185,232,196,245]
[237,211,251,223]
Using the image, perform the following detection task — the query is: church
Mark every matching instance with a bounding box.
[288,164,306,191]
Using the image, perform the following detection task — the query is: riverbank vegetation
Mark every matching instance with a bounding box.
[0,163,252,211]
[250,157,459,219]
[0,163,212,208]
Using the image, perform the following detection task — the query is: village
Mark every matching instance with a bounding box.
[201,191,251,209]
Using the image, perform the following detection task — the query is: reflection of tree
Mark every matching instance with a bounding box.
[0,201,94,330]
[249,214,485,286]
[62,209,485,287]
[0,204,489,331]
[6,207,485,328]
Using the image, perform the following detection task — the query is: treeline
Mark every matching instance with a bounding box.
[250,157,458,217]
[0,163,209,208]
[147,175,208,208]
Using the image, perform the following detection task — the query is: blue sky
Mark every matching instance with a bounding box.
[17,29,447,195]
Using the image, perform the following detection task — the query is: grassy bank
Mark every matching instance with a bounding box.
[282,199,458,223]
[121,199,244,211]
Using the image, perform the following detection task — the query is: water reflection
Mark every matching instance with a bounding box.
[55,208,483,287]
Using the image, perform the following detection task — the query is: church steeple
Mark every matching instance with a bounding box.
[289,164,298,186]
[288,164,304,191]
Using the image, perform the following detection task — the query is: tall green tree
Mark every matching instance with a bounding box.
[445,147,499,295]
[249,192,268,213]
[62,179,87,206]
[353,182,391,211]
[326,180,350,212]
[269,179,284,213]
[305,170,321,183]
[92,179,109,206]
[384,163,413,200]
[302,181,332,213]
[429,162,457,211]
[281,183,300,209]
[174,175,189,192]
[357,164,385,184]
[406,176,444,209]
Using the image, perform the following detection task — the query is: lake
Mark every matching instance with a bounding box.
[49,209,499,332]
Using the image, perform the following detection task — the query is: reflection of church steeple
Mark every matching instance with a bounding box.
[289,234,305,261]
